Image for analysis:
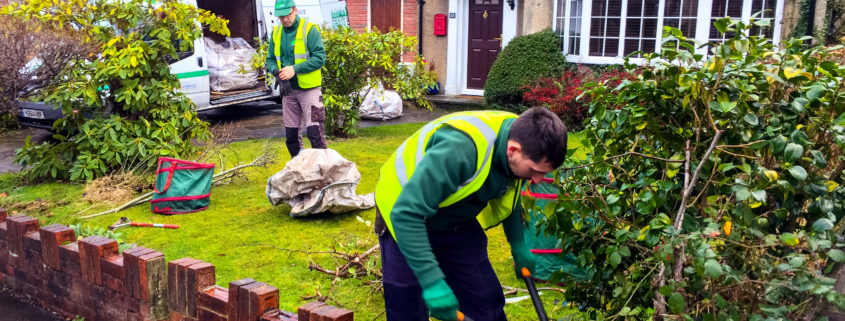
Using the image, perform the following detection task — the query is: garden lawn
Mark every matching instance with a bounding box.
[0,122,588,320]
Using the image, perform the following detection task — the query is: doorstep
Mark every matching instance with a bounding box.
[426,94,486,111]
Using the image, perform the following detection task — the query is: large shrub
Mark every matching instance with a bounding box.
[322,27,436,137]
[539,18,845,320]
[5,0,229,181]
[483,29,567,110]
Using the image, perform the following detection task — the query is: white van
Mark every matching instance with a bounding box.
[19,0,346,129]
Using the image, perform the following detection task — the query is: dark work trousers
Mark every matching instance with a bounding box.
[378,218,507,321]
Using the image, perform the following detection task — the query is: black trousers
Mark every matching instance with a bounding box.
[378,216,507,321]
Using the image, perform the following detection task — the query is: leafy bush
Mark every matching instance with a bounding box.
[522,69,635,131]
[322,27,436,137]
[5,0,229,182]
[540,18,845,320]
[484,29,567,110]
[68,224,135,253]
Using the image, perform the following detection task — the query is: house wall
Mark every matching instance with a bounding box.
[780,0,802,41]
[421,0,450,86]
[518,0,554,36]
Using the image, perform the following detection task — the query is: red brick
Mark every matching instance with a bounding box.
[247,284,279,321]
[59,243,81,275]
[186,262,215,317]
[298,301,327,321]
[39,224,76,270]
[197,308,227,321]
[0,222,7,243]
[237,281,264,321]
[168,257,202,314]
[102,255,125,279]
[261,309,298,321]
[7,215,39,257]
[317,306,353,321]
[24,230,42,258]
[78,236,118,285]
[0,208,6,222]
[227,278,256,321]
[137,250,165,303]
[309,305,334,321]
[123,246,157,299]
[198,285,228,315]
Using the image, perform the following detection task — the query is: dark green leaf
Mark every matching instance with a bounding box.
[783,143,803,163]
[744,114,758,126]
[788,166,807,181]
[813,218,834,232]
[704,259,723,278]
[811,150,827,167]
[829,249,845,263]
[668,292,685,314]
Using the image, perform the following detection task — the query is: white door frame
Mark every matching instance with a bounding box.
[446,0,518,96]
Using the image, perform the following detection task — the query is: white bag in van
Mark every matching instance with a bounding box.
[205,37,260,92]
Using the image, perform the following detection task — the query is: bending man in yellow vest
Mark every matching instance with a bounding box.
[267,0,327,158]
[374,107,568,320]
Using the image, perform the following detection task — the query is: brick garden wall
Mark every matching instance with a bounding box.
[0,208,352,321]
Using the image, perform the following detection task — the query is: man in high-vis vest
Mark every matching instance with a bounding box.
[374,107,568,320]
[266,0,327,158]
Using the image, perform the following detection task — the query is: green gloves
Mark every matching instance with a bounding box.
[422,279,460,320]
[511,242,537,279]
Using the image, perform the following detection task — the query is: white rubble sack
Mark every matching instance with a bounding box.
[359,84,403,120]
[265,148,375,216]
[205,37,259,92]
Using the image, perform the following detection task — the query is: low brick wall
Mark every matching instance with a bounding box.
[0,208,353,321]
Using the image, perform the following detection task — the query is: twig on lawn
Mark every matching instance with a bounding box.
[501,285,566,295]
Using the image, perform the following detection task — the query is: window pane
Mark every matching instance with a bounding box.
[591,19,605,36]
[682,0,698,16]
[664,18,680,29]
[643,18,658,36]
[680,18,695,37]
[589,38,603,55]
[711,0,726,16]
[624,39,640,55]
[608,0,622,16]
[626,18,641,37]
[607,18,621,37]
[644,0,660,16]
[604,38,619,56]
[642,39,656,52]
[593,0,605,15]
[665,0,681,16]
[628,0,642,17]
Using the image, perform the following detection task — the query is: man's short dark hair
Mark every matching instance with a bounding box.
[508,107,568,168]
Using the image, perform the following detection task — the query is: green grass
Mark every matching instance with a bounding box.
[0,123,588,320]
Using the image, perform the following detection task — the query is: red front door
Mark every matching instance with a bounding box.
[467,0,503,90]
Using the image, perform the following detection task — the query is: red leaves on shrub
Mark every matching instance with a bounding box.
[522,68,636,130]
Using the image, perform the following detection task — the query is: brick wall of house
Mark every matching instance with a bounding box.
[344,0,419,62]
[402,0,418,62]
[346,0,368,32]
[0,208,352,321]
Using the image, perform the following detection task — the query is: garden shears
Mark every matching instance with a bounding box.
[108,217,179,231]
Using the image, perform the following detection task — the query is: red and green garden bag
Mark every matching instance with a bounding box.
[151,157,215,215]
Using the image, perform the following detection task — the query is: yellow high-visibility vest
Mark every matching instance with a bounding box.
[374,111,522,240]
[272,19,321,88]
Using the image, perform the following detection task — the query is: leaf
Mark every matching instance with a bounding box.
[668,292,685,314]
[783,143,803,163]
[733,185,751,201]
[780,233,799,246]
[704,259,723,278]
[609,251,622,267]
[744,114,758,126]
[722,221,732,236]
[829,249,845,263]
[826,181,840,192]
[788,166,807,181]
[607,194,620,204]
[811,150,827,167]
[812,218,834,232]
[763,170,779,182]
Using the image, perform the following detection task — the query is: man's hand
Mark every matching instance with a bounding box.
[422,279,460,320]
[511,243,537,279]
[278,66,295,80]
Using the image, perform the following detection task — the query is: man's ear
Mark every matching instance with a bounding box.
[506,140,522,157]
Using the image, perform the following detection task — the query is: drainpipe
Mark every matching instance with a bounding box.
[418,0,425,56]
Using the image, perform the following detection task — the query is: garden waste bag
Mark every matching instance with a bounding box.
[522,176,590,282]
[151,157,215,215]
[266,148,375,216]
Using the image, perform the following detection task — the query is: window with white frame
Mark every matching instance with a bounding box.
[552,0,784,64]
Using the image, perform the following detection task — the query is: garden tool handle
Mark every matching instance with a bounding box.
[521,267,549,321]
[457,311,473,321]
[130,222,180,229]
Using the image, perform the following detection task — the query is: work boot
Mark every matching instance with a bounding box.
[306,125,326,149]
[285,127,302,157]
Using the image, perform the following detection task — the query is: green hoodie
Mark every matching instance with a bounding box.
[389,118,527,289]
[266,15,326,89]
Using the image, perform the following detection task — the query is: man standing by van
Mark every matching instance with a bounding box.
[374,107,568,320]
[267,0,327,158]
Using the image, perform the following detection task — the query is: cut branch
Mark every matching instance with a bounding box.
[561,152,684,171]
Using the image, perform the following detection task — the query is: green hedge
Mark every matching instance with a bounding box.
[483,29,567,109]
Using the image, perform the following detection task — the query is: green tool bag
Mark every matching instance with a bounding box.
[151,157,215,215]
